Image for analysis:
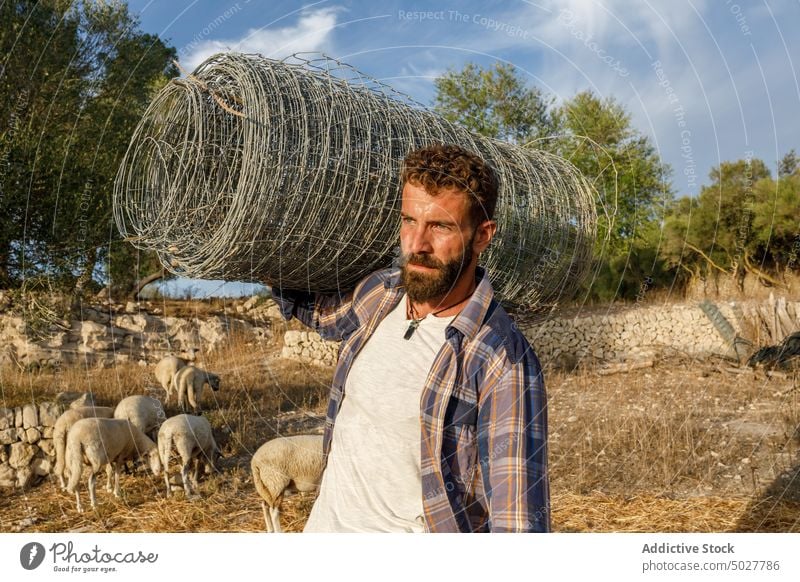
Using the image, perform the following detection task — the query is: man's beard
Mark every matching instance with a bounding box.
[400,235,475,304]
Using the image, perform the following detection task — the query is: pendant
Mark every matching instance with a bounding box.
[404,319,420,340]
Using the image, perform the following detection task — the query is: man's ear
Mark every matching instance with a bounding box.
[473,220,497,254]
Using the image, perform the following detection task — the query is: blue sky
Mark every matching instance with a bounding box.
[125,0,800,297]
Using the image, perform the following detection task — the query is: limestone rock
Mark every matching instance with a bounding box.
[83,307,111,325]
[264,303,282,319]
[43,331,69,348]
[78,319,108,338]
[284,330,301,347]
[8,442,37,468]
[16,465,34,488]
[22,404,38,429]
[115,313,164,333]
[24,427,41,444]
[164,318,202,351]
[38,402,61,427]
[198,316,254,352]
[0,408,12,430]
[0,429,16,445]
[0,463,15,487]
[252,327,272,343]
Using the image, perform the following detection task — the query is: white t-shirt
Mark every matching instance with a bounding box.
[303,295,454,532]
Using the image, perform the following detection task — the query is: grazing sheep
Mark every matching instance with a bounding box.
[53,406,115,490]
[158,413,221,498]
[154,356,186,404]
[251,435,324,533]
[113,395,164,441]
[65,418,161,512]
[172,365,220,413]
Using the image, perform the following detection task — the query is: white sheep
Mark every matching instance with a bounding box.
[157,413,221,498]
[154,356,186,404]
[251,434,324,533]
[53,406,115,490]
[65,417,161,512]
[172,365,220,413]
[113,395,164,441]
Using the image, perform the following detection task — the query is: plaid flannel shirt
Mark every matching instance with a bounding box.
[274,266,550,532]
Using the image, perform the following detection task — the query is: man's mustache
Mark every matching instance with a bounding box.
[402,253,443,270]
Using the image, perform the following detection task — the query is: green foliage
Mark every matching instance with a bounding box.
[751,171,800,269]
[433,63,672,301]
[104,239,164,299]
[778,149,798,178]
[554,91,672,253]
[434,62,554,144]
[0,0,176,297]
[659,157,800,286]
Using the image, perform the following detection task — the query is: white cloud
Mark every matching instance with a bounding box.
[180,7,341,72]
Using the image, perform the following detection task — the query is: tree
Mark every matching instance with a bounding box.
[0,0,84,286]
[660,158,775,288]
[434,62,554,144]
[778,149,798,178]
[553,91,672,256]
[433,63,672,301]
[0,0,176,298]
[105,239,165,299]
[751,171,800,275]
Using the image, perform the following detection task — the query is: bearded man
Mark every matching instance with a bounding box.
[272,143,549,533]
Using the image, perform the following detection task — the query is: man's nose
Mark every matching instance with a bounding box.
[407,225,433,254]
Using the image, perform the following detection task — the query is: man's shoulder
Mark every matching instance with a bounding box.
[354,267,396,296]
[346,267,398,314]
[474,301,539,367]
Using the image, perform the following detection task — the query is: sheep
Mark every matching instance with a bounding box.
[157,413,221,498]
[251,434,324,533]
[113,395,164,441]
[65,417,161,512]
[53,406,115,490]
[154,356,186,404]
[172,365,220,413]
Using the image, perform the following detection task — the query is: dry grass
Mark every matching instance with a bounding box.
[546,362,800,500]
[1,334,799,532]
[552,492,800,532]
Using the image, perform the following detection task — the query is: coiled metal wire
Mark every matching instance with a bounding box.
[114,52,597,307]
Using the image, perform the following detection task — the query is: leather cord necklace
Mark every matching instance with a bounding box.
[404,294,470,340]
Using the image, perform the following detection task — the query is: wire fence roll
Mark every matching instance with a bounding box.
[113,52,597,308]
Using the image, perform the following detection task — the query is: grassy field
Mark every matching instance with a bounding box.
[1,333,798,533]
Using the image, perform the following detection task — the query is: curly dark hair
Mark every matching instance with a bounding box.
[401,143,499,226]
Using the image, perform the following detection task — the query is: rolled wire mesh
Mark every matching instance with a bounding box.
[113,52,597,308]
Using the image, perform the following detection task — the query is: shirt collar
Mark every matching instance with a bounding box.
[384,265,495,342]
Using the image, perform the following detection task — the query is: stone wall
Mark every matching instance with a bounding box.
[523,303,739,365]
[0,298,279,370]
[0,401,62,488]
[280,330,339,366]
[277,299,800,367]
